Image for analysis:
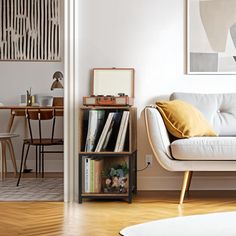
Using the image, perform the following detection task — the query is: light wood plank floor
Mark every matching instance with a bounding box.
[1,191,236,236]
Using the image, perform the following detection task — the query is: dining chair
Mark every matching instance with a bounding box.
[17,109,63,186]
[0,133,18,179]
[0,102,18,179]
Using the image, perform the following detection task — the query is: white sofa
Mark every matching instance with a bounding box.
[145,92,236,204]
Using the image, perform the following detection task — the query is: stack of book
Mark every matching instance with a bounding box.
[85,110,130,152]
[84,158,104,193]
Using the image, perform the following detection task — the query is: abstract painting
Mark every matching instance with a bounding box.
[0,0,61,61]
[188,0,236,74]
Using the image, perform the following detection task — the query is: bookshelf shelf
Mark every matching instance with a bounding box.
[81,193,129,197]
[79,106,137,203]
[79,151,134,155]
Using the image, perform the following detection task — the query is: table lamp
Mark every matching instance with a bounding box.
[51,71,64,106]
[51,71,64,90]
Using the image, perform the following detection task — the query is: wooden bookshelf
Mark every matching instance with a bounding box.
[78,106,137,203]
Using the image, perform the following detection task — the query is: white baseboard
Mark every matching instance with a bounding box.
[138,176,236,190]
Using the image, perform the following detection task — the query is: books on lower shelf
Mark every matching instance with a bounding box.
[84,110,129,152]
[84,158,103,193]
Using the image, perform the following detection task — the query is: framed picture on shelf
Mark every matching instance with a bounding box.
[187,0,236,74]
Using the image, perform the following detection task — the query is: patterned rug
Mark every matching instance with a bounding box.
[0,178,63,201]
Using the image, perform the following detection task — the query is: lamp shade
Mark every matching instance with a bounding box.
[51,71,64,90]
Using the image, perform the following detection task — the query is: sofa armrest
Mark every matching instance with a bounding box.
[144,106,173,160]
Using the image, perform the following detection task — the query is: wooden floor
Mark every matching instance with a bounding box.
[1,191,236,236]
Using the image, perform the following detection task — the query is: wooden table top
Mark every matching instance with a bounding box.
[0,106,63,110]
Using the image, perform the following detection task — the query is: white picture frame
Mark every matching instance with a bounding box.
[187,0,236,74]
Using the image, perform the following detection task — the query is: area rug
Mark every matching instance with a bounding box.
[120,211,236,236]
[0,178,63,201]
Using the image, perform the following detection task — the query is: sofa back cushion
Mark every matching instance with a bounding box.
[170,93,236,136]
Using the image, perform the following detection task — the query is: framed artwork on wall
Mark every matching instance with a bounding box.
[0,0,61,61]
[187,0,236,74]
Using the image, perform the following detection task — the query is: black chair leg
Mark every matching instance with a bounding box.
[23,144,30,171]
[17,143,26,186]
[39,145,41,175]
[36,145,38,178]
[42,146,45,178]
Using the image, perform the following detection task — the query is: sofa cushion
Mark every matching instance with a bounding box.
[156,100,217,138]
[170,93,236,136]
[171,137,236,160]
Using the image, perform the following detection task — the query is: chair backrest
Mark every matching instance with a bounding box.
[26,109,56,143]
[54,108,63,117]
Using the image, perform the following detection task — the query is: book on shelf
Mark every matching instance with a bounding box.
[114,111,127,152]
[84,157,90,193]
[103,112,122,151]
[94,159,103,193]
[95,112,124,152]
[85,110,105,152]
[114,111,130,152]
[95,112,115,152]
[90,160,94,192]
[84,158,103,193]
[118,112,130,151]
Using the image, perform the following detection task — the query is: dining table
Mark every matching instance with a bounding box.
[0,105,64,180]
[0,105,64,133]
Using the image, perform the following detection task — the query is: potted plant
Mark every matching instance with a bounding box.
[102,161,129,193]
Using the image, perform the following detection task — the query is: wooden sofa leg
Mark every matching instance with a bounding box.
[179,171,190,204]
[186,171,193,192]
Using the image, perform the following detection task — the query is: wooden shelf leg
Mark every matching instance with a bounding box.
[6,139,18,176]
[1,141,7,179]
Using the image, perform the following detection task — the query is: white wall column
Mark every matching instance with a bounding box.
[64,0,79,202]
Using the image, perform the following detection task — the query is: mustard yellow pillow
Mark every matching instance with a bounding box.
[156,100,217,138]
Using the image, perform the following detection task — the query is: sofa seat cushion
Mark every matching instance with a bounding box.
[171,137,236,160]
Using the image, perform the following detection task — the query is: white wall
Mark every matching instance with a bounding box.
[79,0,236,190]
[0,62,64,172]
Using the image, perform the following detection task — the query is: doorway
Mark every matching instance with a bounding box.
[0,0,65,201]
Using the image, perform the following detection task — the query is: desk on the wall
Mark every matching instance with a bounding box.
[0,106,64,133]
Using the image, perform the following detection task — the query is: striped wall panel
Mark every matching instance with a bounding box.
[0,0,61,61]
